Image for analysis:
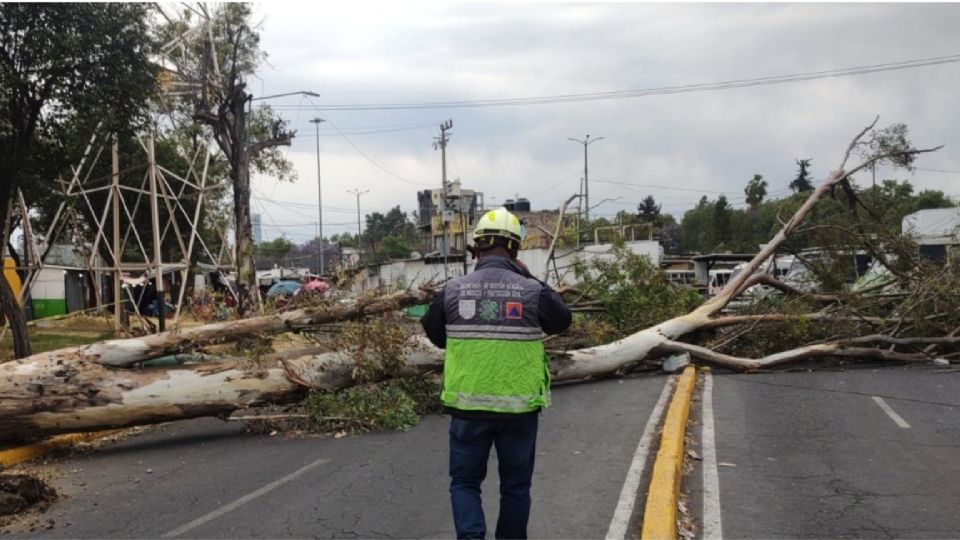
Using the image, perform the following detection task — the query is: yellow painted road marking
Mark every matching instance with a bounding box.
[641,365,697,540]
[0,430,123,468]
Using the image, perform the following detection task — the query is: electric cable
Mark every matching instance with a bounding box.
[280,54,960,111]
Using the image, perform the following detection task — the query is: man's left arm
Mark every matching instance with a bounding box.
[420,289,447,349]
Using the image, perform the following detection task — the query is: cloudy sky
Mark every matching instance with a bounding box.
[247,2,960,243]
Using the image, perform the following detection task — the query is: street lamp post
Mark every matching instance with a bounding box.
[310,117,325,275]
[568,134,604,222]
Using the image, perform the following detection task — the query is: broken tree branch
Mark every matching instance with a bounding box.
[24,289,434,367]
[541,193,580,282]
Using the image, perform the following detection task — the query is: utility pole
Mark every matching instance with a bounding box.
[433,120,453,279]
[568,134,604,222]
[310,117,325,275]
[347,188,369,267]
[576,177,583,249]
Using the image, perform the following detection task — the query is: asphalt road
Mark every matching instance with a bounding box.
[27,374,670,539]
[692,365,960,539]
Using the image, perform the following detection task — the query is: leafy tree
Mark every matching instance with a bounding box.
[255,236,292,268]
[0,3,158,357]
[679,196,713,253]
[744,174,768,211]
[637,195,663,227]
[713,195,732,250]
[362,206,419,263]
[380,235,412,261]
[659,222,682,255]
[790,159,814,193]
[909,189,955,213]
[331,232,359,249]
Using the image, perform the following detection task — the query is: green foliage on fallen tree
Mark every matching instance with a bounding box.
[568,243,703,346]
[302,377,442,434]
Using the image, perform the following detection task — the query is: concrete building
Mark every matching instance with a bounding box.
[416,180,484,255]
[357,239,661,293]
[902,207,960,262]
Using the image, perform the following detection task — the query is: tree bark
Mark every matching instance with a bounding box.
[25,289,433,367]
[0,270,31,359]
[232,147,259,316]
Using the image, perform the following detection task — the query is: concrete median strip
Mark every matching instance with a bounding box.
[641,365,697,540]
[0,430,123,468]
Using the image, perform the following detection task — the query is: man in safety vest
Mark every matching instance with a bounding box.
[422,207,572,539]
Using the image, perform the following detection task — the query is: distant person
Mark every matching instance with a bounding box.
[422,207,571,539]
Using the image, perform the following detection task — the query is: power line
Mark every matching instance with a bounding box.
[253,193,396,214]
[289,121,439,137]
[291,54,960,111]
[916,167,960,173]
[591,178,741,195]
[260,221,359,228]
[304,98,434,187]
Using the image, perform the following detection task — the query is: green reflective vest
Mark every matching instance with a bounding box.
[441,266,551,414]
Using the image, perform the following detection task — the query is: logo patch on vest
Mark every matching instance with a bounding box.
[458,300,476,319]
[505,302,523,319]
[479,299,499,321]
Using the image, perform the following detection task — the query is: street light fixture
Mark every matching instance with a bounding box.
[250,90,319,101]
[310,117,325,275]
[568,134,604,221]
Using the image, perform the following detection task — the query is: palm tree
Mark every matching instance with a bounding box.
[789,159,814,193]
[744,174,768,211]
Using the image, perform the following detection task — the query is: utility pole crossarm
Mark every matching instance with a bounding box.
[568,134,604,222]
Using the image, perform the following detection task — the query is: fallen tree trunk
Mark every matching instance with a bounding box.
[0,344,436,444]
[20,289,432,367]
[0,120,946,444]
[1,334,647,443]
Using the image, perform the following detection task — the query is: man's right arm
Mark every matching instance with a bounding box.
[420,289,447,349]
[538,286,572,336]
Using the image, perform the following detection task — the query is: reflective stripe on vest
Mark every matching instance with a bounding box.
[446,324,542,341]
[447,391,551,413]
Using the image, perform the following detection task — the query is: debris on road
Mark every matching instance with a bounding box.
[0,473,57,528]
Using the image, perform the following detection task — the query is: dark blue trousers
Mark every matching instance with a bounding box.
[449,414,539,539]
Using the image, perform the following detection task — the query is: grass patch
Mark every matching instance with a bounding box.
[0,332,111,361]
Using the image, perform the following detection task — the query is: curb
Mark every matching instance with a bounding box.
[0,430,123,469]
[641,365,697,540]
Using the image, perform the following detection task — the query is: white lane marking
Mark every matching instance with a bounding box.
[872,396,911,429]
[162,458,330,538]
[605,377,674,540]
[702,371,723,540]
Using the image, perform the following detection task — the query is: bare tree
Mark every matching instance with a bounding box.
[166,4,296,315]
